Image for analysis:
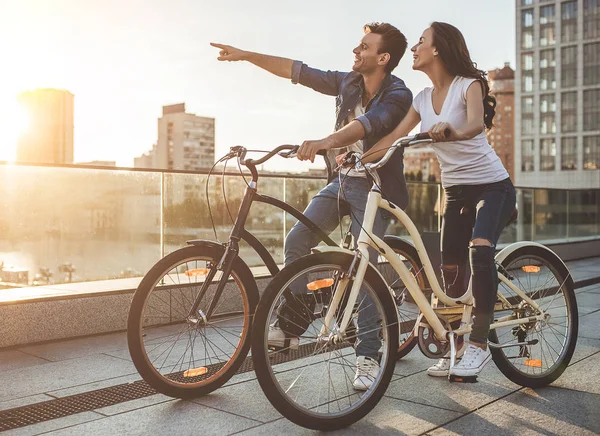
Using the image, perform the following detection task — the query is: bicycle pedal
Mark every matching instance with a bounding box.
[448,374,478,383]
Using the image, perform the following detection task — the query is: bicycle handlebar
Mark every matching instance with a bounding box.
[235,145,333,181]
[364,132,434,172]
[350,129,450,174]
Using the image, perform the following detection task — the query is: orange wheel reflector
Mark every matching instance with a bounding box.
[307,278,334,291]
[524,359,542,367]
[183,367,208,377]
[185,268,209,277]
[522,265,541,273]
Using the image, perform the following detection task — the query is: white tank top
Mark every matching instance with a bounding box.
[412,76,508,187]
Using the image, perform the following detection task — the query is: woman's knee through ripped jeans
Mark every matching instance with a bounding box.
[441,178,517,344]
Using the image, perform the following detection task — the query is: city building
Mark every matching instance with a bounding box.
[134,103,216,203]
[515,0,600,189]
[487,63,515,180]
[156,103,215,171]
[134,145,157,169]
[135,104,215,172]
[16,89,74,164]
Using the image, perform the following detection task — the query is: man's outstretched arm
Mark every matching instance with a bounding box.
[210,43,293,79]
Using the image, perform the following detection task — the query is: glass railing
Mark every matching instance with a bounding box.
[0,162,598,288]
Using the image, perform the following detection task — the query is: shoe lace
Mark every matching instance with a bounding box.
[461,346,483,365]
[357,358,378,377]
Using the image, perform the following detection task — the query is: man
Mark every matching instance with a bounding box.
[211,22,412,389]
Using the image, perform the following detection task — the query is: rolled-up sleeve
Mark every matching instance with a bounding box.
[291,60,303,85]
[355,88,413,138]
[290,62,347,97]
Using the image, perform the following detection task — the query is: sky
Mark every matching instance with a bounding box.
[0,0,515,170]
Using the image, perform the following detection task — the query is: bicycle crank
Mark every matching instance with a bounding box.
[417,319,452,359]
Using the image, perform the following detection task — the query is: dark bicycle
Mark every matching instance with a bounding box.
[127,144,425,398]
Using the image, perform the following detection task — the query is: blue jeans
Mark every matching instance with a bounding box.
[285,176,390,359]
[441,178,517,344]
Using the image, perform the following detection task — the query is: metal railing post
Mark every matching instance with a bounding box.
[160,172,165,259]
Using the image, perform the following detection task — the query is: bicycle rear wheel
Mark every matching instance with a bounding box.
[489,245,578,388]
[128,243,259,398]
[252,252,398,431]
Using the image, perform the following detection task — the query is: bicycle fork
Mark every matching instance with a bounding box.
[318,245,371,343]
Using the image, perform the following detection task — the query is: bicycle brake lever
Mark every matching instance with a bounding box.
[279,146,299,158]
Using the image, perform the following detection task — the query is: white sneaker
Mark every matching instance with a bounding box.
[353,356,380,391]
[448,343,491,377]
[427,342,467,377]
[267,324,299,350]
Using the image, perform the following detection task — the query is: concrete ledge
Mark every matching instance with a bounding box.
[0,274,274,349]
[1,250,598,349]
[541,238,600,262]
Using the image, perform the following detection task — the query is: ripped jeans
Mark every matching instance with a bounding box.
[440,178,516,344]
[285,176,390,359]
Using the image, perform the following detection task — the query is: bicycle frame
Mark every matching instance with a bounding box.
[322,188,548,344]
[186,148,339,319]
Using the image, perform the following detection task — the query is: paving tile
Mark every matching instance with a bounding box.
[385,361,520,414]
[94,394,173,416]
[235,396,462,435]
[393,348,437,377]
[549,349,600,395]
[47,373,143,397]
[44,399,259,436]
[0,350,49,373]
[571,338,600,362]
[578,311,600,340]
[192,378,281,423]
[2,412,103,436]
[574,292,600,316]
[0,354,138,403]
[430,369,600,435]
[18,331,128,362]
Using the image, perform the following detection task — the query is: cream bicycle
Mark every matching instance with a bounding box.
[250,133,578,431]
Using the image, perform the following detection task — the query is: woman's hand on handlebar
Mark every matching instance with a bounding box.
[428,122,456,142]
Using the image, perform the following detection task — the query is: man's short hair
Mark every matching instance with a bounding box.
[363,22,408,73]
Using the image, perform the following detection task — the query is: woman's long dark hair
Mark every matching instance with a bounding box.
[430,22,496,129]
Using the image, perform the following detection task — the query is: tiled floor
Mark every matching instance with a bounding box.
[0,259,598,435]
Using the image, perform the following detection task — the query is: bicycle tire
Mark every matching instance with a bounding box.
[127,243,259,398]
[489,245,578,388]
[252,252,398,431]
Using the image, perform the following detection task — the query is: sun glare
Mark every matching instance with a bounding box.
[0,98,30,162]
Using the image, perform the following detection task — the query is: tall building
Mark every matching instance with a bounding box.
[515,0,600,189]
[156,103,215,171]
[488,63,515,180]
[17,89,74,164]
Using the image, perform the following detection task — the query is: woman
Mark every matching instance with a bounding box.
[359,22,516,379]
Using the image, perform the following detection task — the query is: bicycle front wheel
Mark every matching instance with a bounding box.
[252,252,398,431]
[128,243,259,398]
[489,245,578,388]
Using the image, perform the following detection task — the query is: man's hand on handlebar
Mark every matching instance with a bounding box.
[297,138,333,163]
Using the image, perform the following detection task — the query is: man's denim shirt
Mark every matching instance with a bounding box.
[291,61,412,210]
